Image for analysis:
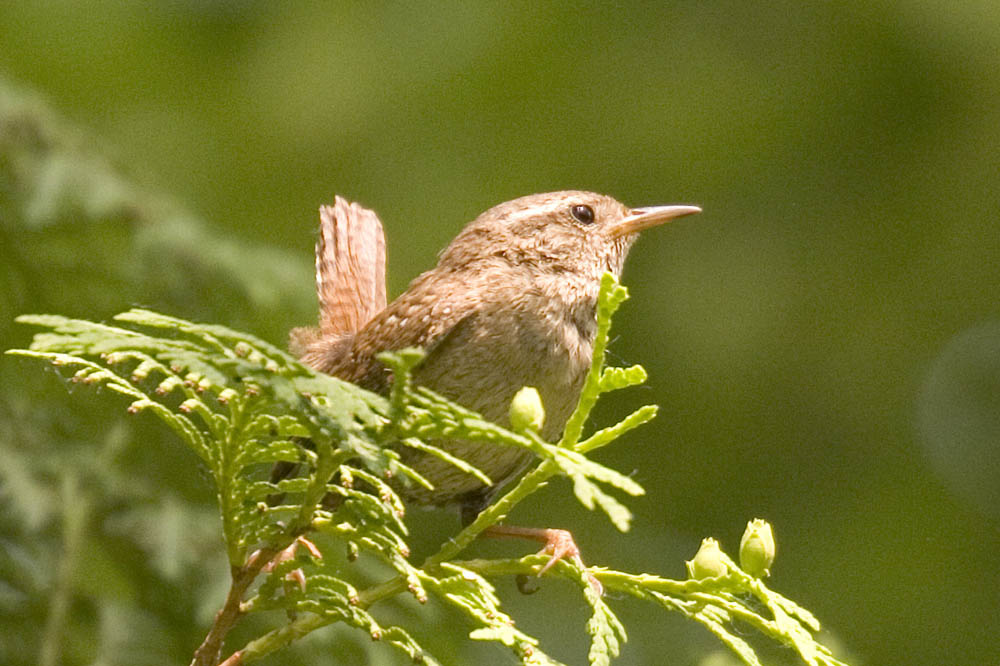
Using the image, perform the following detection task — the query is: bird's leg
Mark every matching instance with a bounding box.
[483,526,581,573]
[482,525,603,594]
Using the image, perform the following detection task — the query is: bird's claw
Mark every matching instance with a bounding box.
[483,525,603,595]
[538,529,580,574]
[537,529,603,595]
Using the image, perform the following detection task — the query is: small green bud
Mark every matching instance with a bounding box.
[739,518,776,577]
[217,388,240,405]
[686,537,728,579]
[509,386,545,432]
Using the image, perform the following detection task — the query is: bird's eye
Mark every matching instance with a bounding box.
[570,204,595,225]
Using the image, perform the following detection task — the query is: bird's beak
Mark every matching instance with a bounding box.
[608,204,702,238]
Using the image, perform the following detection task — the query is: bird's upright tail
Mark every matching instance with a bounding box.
[289,196,387,358]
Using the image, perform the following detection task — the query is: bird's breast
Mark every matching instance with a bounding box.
[416,280,597,438]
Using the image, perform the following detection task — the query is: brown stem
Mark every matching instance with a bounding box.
[217,650,244,666]
[189,548,277,666]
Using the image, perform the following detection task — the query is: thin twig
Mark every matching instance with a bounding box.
[189,547,278,666]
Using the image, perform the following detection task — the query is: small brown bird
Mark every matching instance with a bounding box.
[290,191,699,567]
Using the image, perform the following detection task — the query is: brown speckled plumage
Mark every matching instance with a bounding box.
[293,191,699,513]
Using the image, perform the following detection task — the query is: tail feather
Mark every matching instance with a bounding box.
[315,196,387,336]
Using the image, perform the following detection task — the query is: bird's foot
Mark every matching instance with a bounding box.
[483,525,602,595]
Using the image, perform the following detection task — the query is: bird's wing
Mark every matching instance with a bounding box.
[315,196,387,336]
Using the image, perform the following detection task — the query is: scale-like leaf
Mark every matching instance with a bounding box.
[8,273,850,666]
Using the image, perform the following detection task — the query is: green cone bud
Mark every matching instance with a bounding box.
[739,518,776,577]
[509,386,545,432]
[686,537,728,579]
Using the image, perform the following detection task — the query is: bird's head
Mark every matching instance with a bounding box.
[438,191,700,281]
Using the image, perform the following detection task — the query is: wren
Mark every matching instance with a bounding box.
[291,191,699,520]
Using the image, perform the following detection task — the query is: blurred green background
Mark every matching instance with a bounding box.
[2,2,999,665]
